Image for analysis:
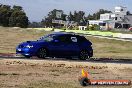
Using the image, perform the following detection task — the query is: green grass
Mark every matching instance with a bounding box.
[87,36,132,58]
[110,28,132,34]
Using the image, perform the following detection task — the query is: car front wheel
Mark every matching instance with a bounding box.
[37,48,47,59]
[79,50,89,60]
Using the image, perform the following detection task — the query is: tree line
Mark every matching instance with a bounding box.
[1,4,131,28]
[37,9,112,28]
[0,4,28,28]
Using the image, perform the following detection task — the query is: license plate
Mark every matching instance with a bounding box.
[18,49,21,51]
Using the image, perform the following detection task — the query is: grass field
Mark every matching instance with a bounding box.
[0,26,132,88]
[0,26,132,59]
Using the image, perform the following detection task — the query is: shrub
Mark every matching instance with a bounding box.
[89,24,100,30]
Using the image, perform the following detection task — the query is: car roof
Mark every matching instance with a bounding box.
[51,32,78,36]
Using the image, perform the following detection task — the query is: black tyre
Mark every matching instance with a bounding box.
[24,55,31,58]
[79,50,89,60]
[37,48,47,59]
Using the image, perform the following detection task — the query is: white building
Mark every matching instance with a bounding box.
[114,6,127,15]
[89,6,132,30]
[79,26,87,30]
[100,13,112,21]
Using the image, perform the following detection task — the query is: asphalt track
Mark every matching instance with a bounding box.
[0,53,132,64]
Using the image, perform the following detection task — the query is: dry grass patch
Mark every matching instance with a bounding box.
[0,26,132,58]
[0,27,51,53]
[87,36,132,58]
[0,59,131,88]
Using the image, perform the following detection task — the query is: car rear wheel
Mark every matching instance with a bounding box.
[79,50,89,60]
[37,48,47,59]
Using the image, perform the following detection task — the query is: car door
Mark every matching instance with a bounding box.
[48,35,68,56]
[49,35,80,57]
[56,35,80,57]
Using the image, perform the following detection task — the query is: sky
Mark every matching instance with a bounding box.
[0,0,132,22]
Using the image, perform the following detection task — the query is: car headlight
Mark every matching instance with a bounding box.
[25,45,33,48]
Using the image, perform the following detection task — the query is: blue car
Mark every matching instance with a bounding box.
[16,32,93,60]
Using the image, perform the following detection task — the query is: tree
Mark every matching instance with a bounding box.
[71,11,86,25]
[68,11,74,21]
[9,10,28,28]
[13,5,22,11]
[9,5,28,28]
[0,5,12,26]
[0,4,28,28]
[28,22,42,28]
[41,9,66,27]
[61,13,67,21]
[87,14,94,20]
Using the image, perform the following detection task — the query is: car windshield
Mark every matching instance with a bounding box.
[39,34,56,42]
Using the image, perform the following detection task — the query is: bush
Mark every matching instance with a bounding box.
[61,27,66,30]
[72,26,79,30]
[89,25,95,30]
[89,24,100,30]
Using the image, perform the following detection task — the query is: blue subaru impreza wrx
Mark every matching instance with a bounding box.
[16,32,93,60]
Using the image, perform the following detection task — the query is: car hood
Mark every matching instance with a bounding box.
[18,40,49,47]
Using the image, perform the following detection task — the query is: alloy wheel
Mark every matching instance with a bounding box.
[37,48,47,58]
[79,50,89,60]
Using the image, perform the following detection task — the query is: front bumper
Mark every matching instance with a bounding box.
[16,48,31,56]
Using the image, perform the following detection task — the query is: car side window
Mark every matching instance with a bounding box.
[58,36,70,43]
